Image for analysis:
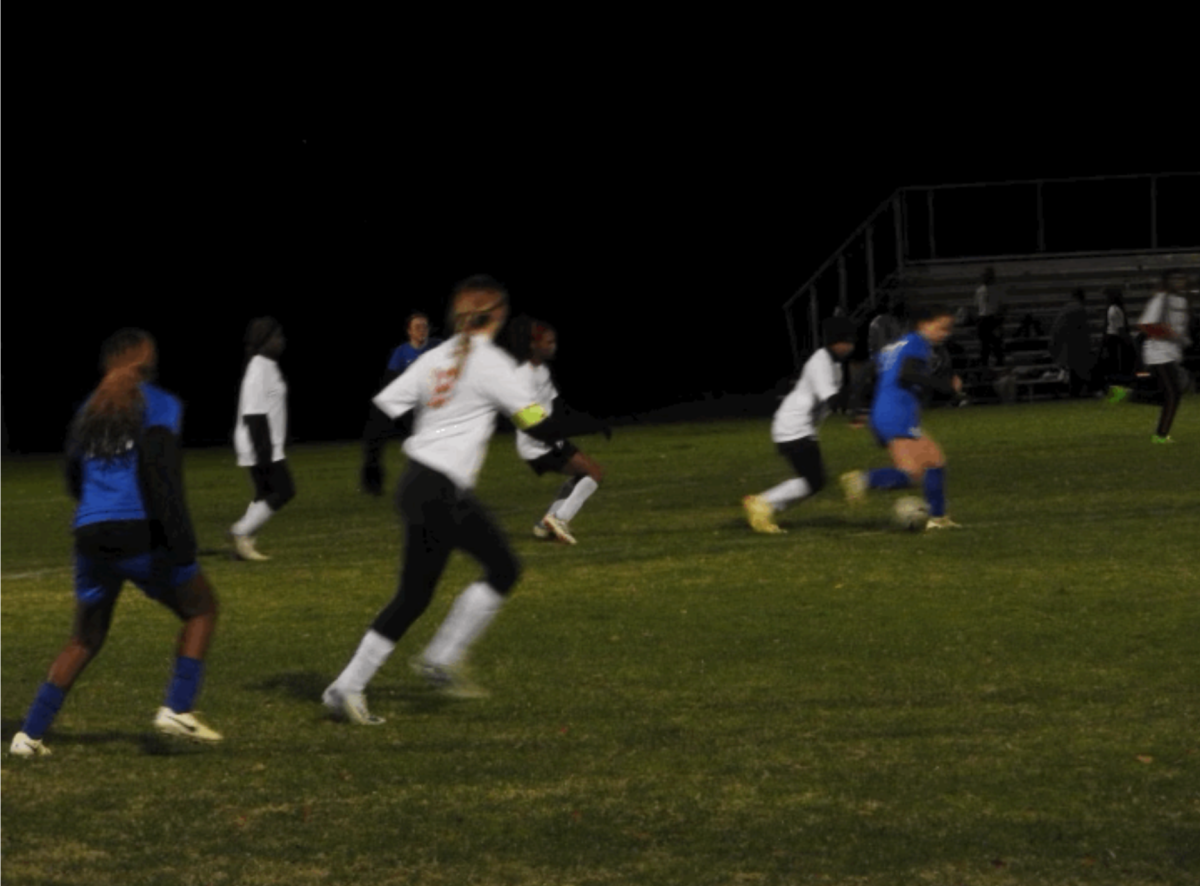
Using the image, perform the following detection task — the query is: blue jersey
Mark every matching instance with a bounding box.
[870,332,931,440]
[73,383,183,529]
[387,339,443,375]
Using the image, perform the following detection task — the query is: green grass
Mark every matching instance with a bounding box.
[3,400,1198,885]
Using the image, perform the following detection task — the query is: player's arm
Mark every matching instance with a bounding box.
[64,452,83,500]
[239,361,274,466]
[373,361,423,420]
[139,426,198,565]
[549,395,612,439]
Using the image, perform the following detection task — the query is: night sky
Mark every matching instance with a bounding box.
[3,113,1186,455]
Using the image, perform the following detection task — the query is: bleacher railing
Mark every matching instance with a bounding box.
[783,172,1200,369]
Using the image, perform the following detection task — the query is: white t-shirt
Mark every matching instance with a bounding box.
[975,283,1002,317]
[514,362,560,461]
[234,355,288,466]
[1105,304,1126,336]
[1138,292,1190,365]
[771,348,843,443]
[373,334,543,491]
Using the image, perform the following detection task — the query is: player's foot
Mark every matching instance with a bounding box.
[230,532,270,561]
[1151,435,1175,444]
[742,495,785,534]
[924,516,963,531]
[9,731,51,758]
[532,521,552,540]
[153,707,223,743]
[410,658,490,699]
[840,470,867,505]
[542,515,577,545]
[321,685,385,725]
[1106,385,1130,405]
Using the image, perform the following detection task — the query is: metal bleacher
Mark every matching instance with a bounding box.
[783,173,1200,404]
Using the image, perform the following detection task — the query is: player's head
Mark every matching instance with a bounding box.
[822,316,857,359]
[1104,286,1124,307]
[530,320,557,363]
[1163,269,1188,293]
[245,316,285,360]
[449,275,509,341]
[911,303,955,345]
[73,328,157,460]
[407,312,430,347]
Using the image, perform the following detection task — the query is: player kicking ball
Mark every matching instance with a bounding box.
[840,303,962,531]
[743,317,856,533]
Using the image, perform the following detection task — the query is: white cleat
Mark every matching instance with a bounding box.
[532,521,552,540]
[153,707,223,743]
[10,731,51,757]
[542,515,577,545]
[322,685,384,725]
[924,516,963,531]
[231,533,270,561]
[410,658,489,699]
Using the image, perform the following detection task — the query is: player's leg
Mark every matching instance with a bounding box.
[545,449,603,541]
[11,560,121,756]
[1153,362,1181,440]
[898,434,958,527]
[747,438,824,532]
[416,494,519,692]
[230,461,295,560]
[151,567,223,741]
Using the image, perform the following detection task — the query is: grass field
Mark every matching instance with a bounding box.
[3,399,1198,885]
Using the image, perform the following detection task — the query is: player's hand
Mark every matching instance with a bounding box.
[952,375,964,394]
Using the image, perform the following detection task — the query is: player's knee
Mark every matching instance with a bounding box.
[588,463,605,484]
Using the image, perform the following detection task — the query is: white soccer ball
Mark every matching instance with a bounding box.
[893,495,929,532]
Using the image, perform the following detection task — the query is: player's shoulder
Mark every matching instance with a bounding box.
[141,382,182,430]
[474,336,520,372]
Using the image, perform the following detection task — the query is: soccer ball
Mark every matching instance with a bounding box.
[893,496,929,531]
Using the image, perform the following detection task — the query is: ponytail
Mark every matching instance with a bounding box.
[71,329,156,460]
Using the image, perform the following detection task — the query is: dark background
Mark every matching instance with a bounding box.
[2,106,1184,455]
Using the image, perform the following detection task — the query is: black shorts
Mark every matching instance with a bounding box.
[776,436,824,486]
[525,439,579,476]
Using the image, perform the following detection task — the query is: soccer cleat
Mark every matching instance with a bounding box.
[924,516,963,531]
[542,515,577,545]
[153,707,223,743]
[231,533,270,561]
[1151,435,1175,444]
[840,470,867,505]
[321,685,385,725]
[410,658,489,699]
[10,731,51,758]
[532,521,552,540]
[1105,385,1130,405]
[743,495,785,534]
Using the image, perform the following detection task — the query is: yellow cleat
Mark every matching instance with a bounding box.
[743,495,785,534]
[840,471,867,504]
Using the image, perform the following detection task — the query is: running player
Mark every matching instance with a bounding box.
[10,329,222,757]
[841,303,963,530]
[322,276,570,724]
[1137,269,1192,443]
[507,316,608,545]
[743,317,856,533]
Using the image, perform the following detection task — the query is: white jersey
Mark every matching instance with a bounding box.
[975,283,1002,317]
[1138,292,1191,365]
[771,348,843,443]
[234,354,288,466]
[1105,303,1126,336]
[373,334,542,491]
[514,362,560,461]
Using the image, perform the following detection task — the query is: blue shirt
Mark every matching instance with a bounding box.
[387,339,442,374]
[871,332,931,436]
[73,383,182,529]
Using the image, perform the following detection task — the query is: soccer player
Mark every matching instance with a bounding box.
[743,317,856,534]
[507,316,609,545]
[322,276,569,724]
[229,317,293,561]
[841,303,963,530]
[1137,269,1192,443]
[10,329,222,757]
[360,312,443,495]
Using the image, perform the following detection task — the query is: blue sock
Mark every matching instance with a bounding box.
[22,682,67,740]
[164,656,205,713]
[867,468,911,490]
[924,467,946,517]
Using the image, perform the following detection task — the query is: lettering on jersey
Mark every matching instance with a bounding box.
[427,367,460,409]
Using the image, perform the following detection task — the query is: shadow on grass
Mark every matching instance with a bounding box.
[247,670,458,715]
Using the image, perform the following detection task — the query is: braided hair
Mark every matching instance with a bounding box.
[70,328,157,460]
[429,275,509,409]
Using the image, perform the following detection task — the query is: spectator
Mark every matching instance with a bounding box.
[975,267,1006,367]
[1050,289,1096,398]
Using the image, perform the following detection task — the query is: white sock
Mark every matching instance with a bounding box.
[761,478,811,511]
[231,500,274,537]
[335,629,396,694]
[552,476,598,523]
[421,582,505,668]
